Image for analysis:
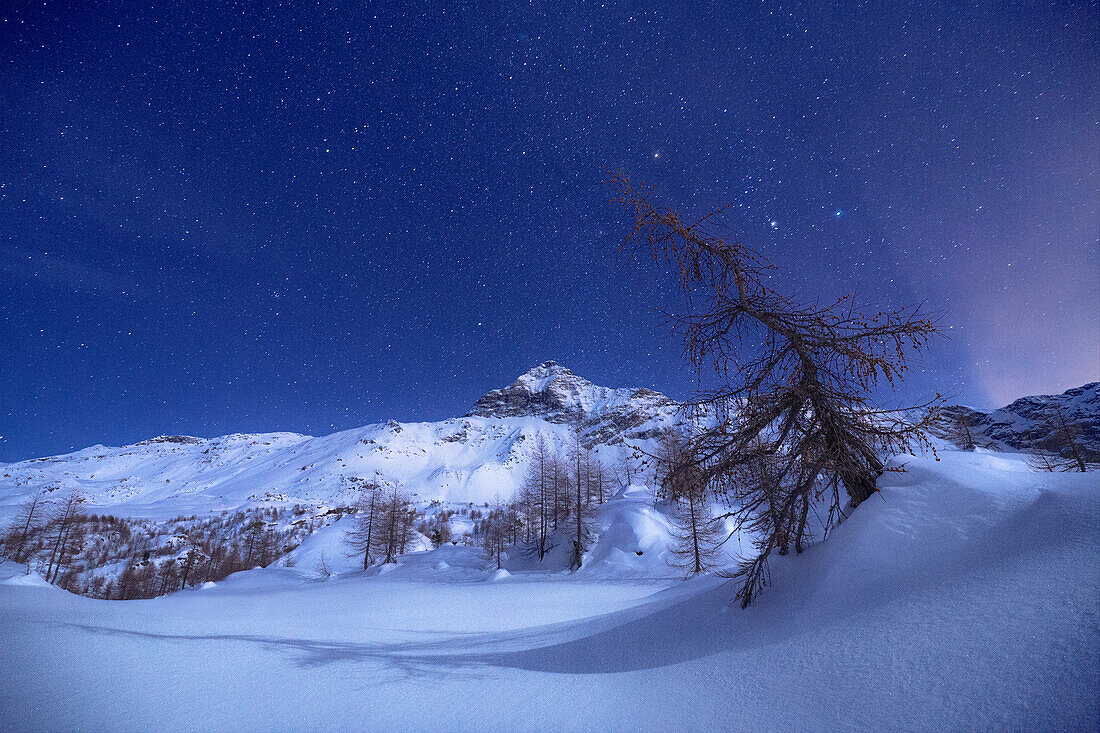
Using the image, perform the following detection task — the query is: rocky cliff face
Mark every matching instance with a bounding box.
[466,361,680,443]
[467,361,633,421]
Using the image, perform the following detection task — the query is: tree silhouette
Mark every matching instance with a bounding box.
[608,169,941,606]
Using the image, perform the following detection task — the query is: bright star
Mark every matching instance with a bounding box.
[769,220,778,229]
[834,209,843,217]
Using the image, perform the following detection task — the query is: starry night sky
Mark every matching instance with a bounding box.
[2,2,1097,461]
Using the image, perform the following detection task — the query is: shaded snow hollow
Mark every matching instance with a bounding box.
[1,448,1096,731]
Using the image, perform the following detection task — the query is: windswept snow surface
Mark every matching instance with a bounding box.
[1,449,1097,731]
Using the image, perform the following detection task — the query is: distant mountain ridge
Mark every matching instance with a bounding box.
[0,363,681,517]
[940,382,1100,459]
[1,365,1095,518]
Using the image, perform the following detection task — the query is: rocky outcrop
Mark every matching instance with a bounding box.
[466,362,680,443]
[941,382,1099,459]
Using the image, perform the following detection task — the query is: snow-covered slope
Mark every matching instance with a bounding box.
[0,363,679,518]
[1,447,1095,730]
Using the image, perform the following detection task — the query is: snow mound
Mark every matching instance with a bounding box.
[0,570,57,589]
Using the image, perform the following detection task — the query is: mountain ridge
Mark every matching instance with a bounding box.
[1,366,1096,518]
[0,363,680,516]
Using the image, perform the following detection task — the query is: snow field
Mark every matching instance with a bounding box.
[0,448,1096,731]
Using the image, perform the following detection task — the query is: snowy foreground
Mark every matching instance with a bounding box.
[2,450,1097,731]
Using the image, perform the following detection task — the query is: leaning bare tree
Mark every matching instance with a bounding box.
[1028,404,1089,472]
[607,169,941,606]
[44,489,85,584]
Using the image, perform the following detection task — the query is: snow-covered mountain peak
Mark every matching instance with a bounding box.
[513,360,576,390]
[467,361,669,423]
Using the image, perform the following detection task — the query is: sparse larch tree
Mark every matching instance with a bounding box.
[665,434,725,575]
[242,519,266,567]
[3,488,49,563]
[934,410,981,451]
[568,420,592,569]
[377,484,417,564]
[481,498,511,570]
[518,435,554,559]
[345,481,382,569]
[1030,404,1090,472]
[44,490,85,583]
[669,483,725,576]
[609,169,941,606]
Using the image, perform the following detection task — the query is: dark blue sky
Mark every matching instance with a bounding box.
[2,2,1097,461]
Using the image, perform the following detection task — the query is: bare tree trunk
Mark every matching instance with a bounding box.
[1054,408,1088,472]
[689,493,702,573]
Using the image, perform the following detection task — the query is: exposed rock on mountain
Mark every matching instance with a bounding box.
[467,362,667,420]
[467,361,680,444]
[940,382,1099,458]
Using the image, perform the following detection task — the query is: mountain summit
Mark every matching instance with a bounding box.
[466,361,671,423]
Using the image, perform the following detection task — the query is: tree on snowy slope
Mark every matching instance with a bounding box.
[567,420,597,569]
[669,486,725,576]
[1029,404,1090,472]
[44,490,85,583]
[376,484,417,564]
[586,449,611,504]
[345,481,382,569]
[608,170,941,606]
[242,519,266,567]
[651,429,697,503]
[934,411,980,451]
[2,488,49,563]
[516,435,555,559]
[481,498,513,570]
[665,435,724,574]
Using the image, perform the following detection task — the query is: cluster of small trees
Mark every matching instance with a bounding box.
[479,499,519,570]
[421,509,455,548]
[2,494,321,599]
[3,488,88,589]
[512,428,606,569]
[340,430,621,573]
[345,482,421,567]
